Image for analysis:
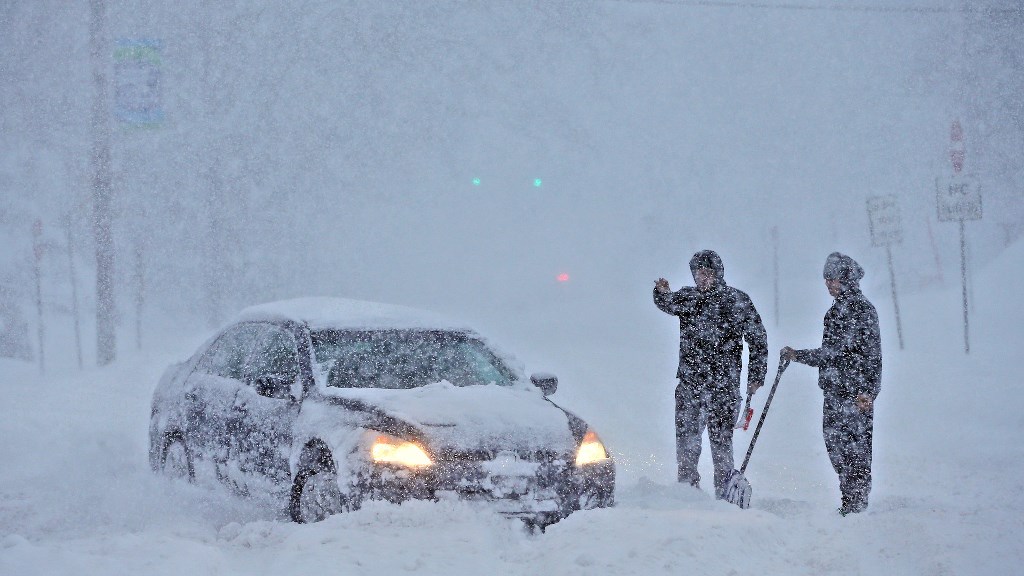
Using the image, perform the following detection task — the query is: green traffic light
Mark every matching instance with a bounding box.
[533,178,542,187]
[472,178,481,186]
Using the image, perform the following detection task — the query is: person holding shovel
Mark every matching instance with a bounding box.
[654,250,768,497]
[783,252,881,516]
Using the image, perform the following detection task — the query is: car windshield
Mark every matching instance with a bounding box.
[311,329,515,389]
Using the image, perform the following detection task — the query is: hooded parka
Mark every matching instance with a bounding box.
[793,252,882,514]
[654,250,768,493]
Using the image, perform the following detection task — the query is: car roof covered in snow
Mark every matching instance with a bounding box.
[235,297,473,332]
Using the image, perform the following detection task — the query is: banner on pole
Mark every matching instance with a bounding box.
[114,39,163,128]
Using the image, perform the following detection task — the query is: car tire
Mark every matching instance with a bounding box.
[578,488,614,509]
[161,434,195,482]
[289,451,360,523]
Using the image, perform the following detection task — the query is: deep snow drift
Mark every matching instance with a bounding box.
[1,242,1022,575]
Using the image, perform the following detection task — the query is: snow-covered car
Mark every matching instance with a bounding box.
[149,297,615,527]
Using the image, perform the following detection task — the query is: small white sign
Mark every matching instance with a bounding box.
[936,174,982,222]
[867,195,903,247]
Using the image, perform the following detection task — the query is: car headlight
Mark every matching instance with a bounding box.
[575,429,609,466]
[371,434,433,468]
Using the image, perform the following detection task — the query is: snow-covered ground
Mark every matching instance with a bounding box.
[1,243,1022,576]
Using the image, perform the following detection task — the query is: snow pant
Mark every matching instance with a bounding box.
[675,382,740,496]
[822,394,874,513]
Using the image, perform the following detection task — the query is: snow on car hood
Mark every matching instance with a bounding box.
[318,381,578,454]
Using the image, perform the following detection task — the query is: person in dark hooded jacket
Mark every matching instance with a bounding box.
[783,252,881,515]
[654,250,768,496]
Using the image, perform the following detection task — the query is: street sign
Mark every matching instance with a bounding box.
[936,174,982,222]
[867,195,903,247]
[938,119,980,354]
[866,196,905,348]
[114,39,164,128]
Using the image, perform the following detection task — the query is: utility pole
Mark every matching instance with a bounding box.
[200,17,226,330]
[90,0,116,365]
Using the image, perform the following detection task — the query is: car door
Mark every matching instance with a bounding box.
[185,322,261,486]
[227,321,302,499]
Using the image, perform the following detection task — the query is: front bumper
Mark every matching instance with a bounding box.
[359,453,615,522]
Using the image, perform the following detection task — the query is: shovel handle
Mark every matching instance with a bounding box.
[739,353,790,474]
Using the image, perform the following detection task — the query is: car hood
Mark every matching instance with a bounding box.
[318,381,578,454]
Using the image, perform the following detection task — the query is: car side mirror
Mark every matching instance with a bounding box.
[530,372,558,397]
[254,374,294,400]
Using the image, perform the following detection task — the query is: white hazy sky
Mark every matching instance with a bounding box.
[2,1,1019,350]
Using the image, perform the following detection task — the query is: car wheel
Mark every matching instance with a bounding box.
[161,435,195,482]
[578,489,614,509]
[289,456,360,523]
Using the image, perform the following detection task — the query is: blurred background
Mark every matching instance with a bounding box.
[1,0,1020,381]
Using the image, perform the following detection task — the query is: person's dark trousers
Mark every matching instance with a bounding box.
[822,394,874,513]
[675,382,739,496]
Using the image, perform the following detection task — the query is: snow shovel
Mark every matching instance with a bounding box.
[722,354,791,509]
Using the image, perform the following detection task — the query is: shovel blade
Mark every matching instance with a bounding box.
[722,469,751,509]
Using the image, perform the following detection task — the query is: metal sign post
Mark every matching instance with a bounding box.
[134,236,145,350]
[936,173,981,353]
[771,226,779,328]
[32,220,45,374]
[867,195,904,349]
[936,120,982,354]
